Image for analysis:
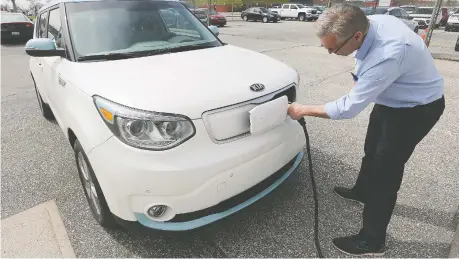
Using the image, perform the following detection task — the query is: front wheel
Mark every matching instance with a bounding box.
[262,16,268,23]
[75,140,117,229]
[243,15,248,21]
[414,26,419,33]
[298,13,305,21]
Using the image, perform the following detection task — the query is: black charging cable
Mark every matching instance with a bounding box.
[297,117,324,258]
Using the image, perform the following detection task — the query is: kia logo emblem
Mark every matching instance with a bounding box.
[250,84,265,92]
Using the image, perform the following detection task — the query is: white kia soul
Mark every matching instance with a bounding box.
[26,0,306,231]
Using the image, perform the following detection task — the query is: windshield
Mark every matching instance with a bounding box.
[414,8,433,14]
[65,0,222,59]
[204,9,218,14]
[1,13,30,23]
[375,7,388,14]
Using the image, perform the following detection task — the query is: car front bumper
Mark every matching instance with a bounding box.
[87,117,306,230]
[210,18,227,26]
[306,13,319,20]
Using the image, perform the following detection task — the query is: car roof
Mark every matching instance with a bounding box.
[39,0,179,13]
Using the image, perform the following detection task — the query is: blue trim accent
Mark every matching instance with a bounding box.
[134,151,304,231]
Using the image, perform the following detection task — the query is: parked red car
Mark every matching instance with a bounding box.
[1,12,34,43]
[206,9,227,27]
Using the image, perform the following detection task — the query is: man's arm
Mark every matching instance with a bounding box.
[323,57,401,120]
[288,56,402,120]
[288,104,330,119]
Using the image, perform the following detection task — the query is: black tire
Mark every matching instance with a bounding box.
[444,25,450,32]
[298,13,305,21]
[74,140,117,229]
[262,16,268,23]
[273,19,278,23]
[414,26,419,33]
[32,73,55,121]
[242,15,248,21]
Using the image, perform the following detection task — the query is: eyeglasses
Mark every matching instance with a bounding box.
[333,32,356,54]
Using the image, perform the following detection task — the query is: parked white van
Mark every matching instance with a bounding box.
[25,0,305,231]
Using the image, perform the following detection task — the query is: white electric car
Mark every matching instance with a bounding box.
[26,0,306,231]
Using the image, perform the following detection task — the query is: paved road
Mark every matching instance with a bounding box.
[2,21,458,257]
[220,16,459,58]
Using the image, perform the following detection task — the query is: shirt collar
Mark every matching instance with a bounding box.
[354,21,377,61]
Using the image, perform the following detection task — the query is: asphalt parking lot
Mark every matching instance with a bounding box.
[2,19,458,257]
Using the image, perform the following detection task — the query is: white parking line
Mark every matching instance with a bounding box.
[1,200,76,258]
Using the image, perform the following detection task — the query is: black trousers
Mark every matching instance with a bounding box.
[352,96,445,243]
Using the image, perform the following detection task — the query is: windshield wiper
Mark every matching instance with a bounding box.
[77,52,140,61]
[78,45,219,61]
[143,44,217,56]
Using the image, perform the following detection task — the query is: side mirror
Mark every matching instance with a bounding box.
[25,38,66,57]
[208,25,219,36]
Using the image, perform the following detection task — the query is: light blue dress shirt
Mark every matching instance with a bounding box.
[324,14,444,120]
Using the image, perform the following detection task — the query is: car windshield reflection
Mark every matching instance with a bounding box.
[65,0,222,59]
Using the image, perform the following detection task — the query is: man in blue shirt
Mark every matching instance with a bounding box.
[288,3,445,256]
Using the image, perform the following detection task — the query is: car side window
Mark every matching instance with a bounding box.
[390,9,401,18]
[283,5,289,9]
[47,8,63,48]
[400,9,409,19]
[290,5,298,9]
[38,12,48,38]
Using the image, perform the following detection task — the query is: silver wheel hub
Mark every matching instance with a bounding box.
[78,152,101,216]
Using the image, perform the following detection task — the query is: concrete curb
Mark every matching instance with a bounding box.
[1,200,76,258]
[449,207,459,258]
[44,200,77,258]
[432,53,459,62]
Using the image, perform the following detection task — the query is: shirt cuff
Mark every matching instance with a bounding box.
[324,101,341,120]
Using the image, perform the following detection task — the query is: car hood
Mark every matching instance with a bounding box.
[67,45,298,119]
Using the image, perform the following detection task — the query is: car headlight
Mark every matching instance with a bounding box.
[93,96,195,151]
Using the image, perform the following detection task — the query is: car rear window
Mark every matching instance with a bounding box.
[1,13,30,23]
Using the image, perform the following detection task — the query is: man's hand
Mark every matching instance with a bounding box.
[288,103,330,120]
[288,103,305,120]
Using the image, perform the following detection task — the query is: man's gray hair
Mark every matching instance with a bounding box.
[316,3,369,41]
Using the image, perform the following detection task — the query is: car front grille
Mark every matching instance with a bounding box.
[202,83,297,144]
[167,154,299,223]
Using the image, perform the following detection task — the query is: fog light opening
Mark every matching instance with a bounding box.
[147,205,167,218]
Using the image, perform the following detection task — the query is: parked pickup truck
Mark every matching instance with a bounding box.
[269,3,319,21]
